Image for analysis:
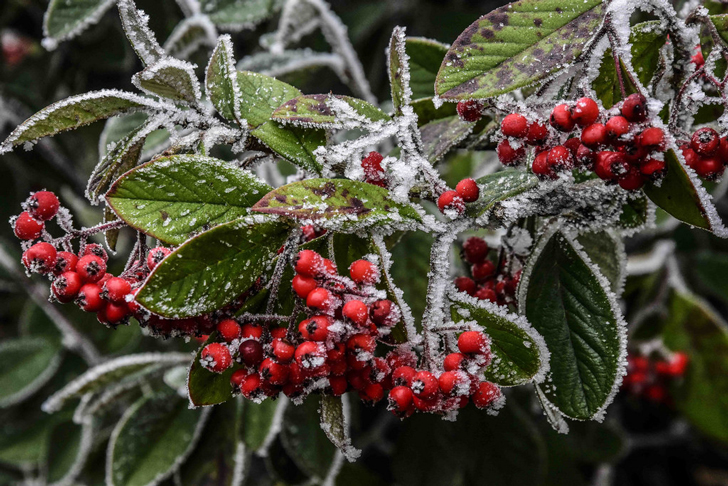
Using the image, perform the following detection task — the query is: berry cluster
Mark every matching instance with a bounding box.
[622,352,689,404]
[494,94,667,191]
[437,178,480,217]
[453,237,520,305]
[680,127,728,180]
[197,248,502,416]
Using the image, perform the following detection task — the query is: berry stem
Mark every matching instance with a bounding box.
[50,219,128,247]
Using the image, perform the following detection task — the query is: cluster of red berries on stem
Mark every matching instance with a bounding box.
[453,237,520,305]
[680,127,728,180]
[622,352,689,404]
[496,94,669,191]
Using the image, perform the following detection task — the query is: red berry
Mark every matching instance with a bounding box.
[458,331,489,354]
[52,271,83,303]
[76,255,106,283]
[295,341,327,369]
[230,369,249,392]
[53,251,78,275]
[437,190,465,215]
[547,145,574,171]
[532,151,555,179]
[349,259,378,285]
[456,100,483,122]
[370,300,396,327]
[272,338,295,363]
[621,93,648,122]
[26,191,59,221]
[306,287,335,313]
[260,358,289,385]
[322,258,337,276]
[563,137,581,157]
[271,327,287,340]
[102,301,130,325]
[443,352,466,371]
[241,372,263,399]
[454,276,476,296]
[655,352,689,377]
[638,127,664,150]
[392,366,417,387]
[299,315,332,341]
[77,283,104,312]
[572,97,599,127]
[439,370,470,396]
[147,247,171,270]
[200,343,232,373]
[640,158,666,178]
[605,116,630,139]
[292,274,317,299]
[526,121,549,145]
[22,242,57,274]
[14,212,44,240]
[295,250,323,278]
[692,48,705,68]
[471,260,495,281]
[463,237,488,264]
[239,339,264,367]
[82,244,108,262]
[474,286,497,302]
[496,139,525,166]
[342,300,369,326]
[410,370,439,399]
[581,123,607,149]
[695,156,723,179]
[594,151,628,181]
[217,319,242,342]
[472,381,502,409]
[388,386,414,414]
[618,169,646,191]
[360,383,384,404]
[501,114,529,138]
[550,104,575,132]
[362,151,385,186]
[691,127,720,156]
[241,323,263,340]
[576,144,596,167]
[455,178,479,203]
[347,333,376,356]
[329,375,348,396]
[104,277,131,304]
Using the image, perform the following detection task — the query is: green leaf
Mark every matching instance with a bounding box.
[199,0,283,30]
[450,297,546,386]
[643,149,724,233]
[272,94,391,127]
[107,392,208,486]
[406,38,449,100]
[410,98,458,126]
[99,113,170,158]
[0,412,62,467]
[117,0,166,66]
[106,155,271,245]
[251,122,325,175]
[0,91,157,153]
[0,337,62,408]
[576,230,625,294]
[252,178,422,230]
[320,395,359,458]
[470,170,540,217]
[281,396,336,478]
[389,231,432,327]
[420,116,474,163]
[388,27,410,115]
[435,0,604,99]
[630,22,668,87]
[618,194,651,232]
[132,59,201,103]
[662,291,728,443]
[44,0,115,42]
[137,217,291,317]
[46,420,88,484]
[241,398,280,451]
[187,336,235,407]
[593,55,640,109]
[206,35,240,122]
[519,229,626,420]
[236,71,302,128]
[709,14,728,46]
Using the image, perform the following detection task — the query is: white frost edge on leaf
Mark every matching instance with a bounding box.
[206,34,245,124]
[257,395,289,457]
[164,14,218,60]
[534,384,569,434]
[387,26,413,111]
[105,396,210,486]
[117,0,167,66]
[132,58,203,103]
[230,439,246,486]
[48,415,97,486]
[42,0,118,50]
[238,49,345,80]
[517,224,628,423]
[0,337,63,408]
[43,352,191,414]
[448,286,551,386]
[319,394,361,465]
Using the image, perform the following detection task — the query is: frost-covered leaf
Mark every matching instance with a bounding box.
[238,49,343,78]
[0,90,160,153]
[106,155,271,245]
[272,94,391,128]
[577,230,625,294]
[643,149,727,236]
[435,0,604,99]
[406,37,449,100]
[42,353,190,413]
[137,217,291,317]
[663,291,728,443]
[47,418,94,486]
[0,337,62,408]
[410,98,458,126]
[164,16,217,60]
[519,229,626,420]
[104,206,121,252]
[236,71,302,128]
[450,296,547,386]
[388,27,411,116]
[206,35,241,122]
[241,398,280,451]
[593,56,639,110]
[252,178,422,231]
[132,59,202,103]
[320,395,360,460]
[187,335,235,407]
[618,194,651,232]
[469,170,539,217]
[281,396,336,478]
[99,113,170,159]
[117,0,166,66]
[43,0,116,45]
[251,122,326,175]
[420,115,474,163]
[199,0,283,31]
[708,15,728,46]
[107,392,208,486]
[629,22,667,87]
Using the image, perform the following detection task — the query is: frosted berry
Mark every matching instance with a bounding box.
[496,139,525,165]
[618,169,646,191]
[347,333,376,357]
[695,156,723,179]
[547,145,573,171]
[532,151,555,179]
[26,191,59,221]
[455,178,479,203]
[350,259,378,285]
[388,386,414,415]
[458,331,489,354]
[410,370,438,399]
[501,113,528,138]
[22,242,57,274]
[471,260,495,281]
[322,258,337,276]
[456,100,483,122]
[526,121,549,145]
[295,341,326,369]
[306,287,335,313]
[621,93,648,122]
[362,151,386,186]
[605,116,630,139]
[240,372,263,399]
[260,358,290,385]
[147,247,171,270]
[472,381,502,409]
[550,104,575,132]
[104,277,131,303]
[299,315,331,341]
[201,343,232,373]
[53,251,78,275]
[52,271,83,303]
[594,151,627,181]
[217,319,242,342]
[581,123,607,149]
[102,302,130,325]
[83,243,108,262]
[14,212,44,240]
[439,370,469,396]
[640,158,666,178]
[437,190,465,215]
[292,274,317,299]
[77,283,105,312]
[392,366,417,387]
[295,250,323,278]
[638,127,664,150]
[443,352,466,371]
[690,127,720,156]
[572,97,599,127]
[463,237,488,264]
[230,369,248,392]
[241,323,263,340]
[239,339,264,367]
[454,276,476,295]
[76,255,106,283]
[342,300,369,326]
[329,376,348,396]
[272,338,295,363]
